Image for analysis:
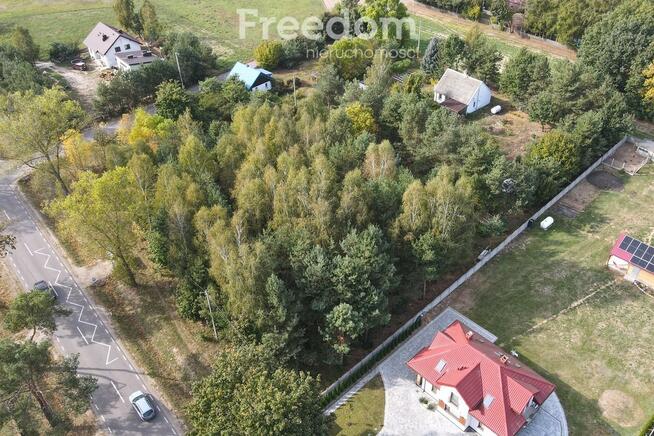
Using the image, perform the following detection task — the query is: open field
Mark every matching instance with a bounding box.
[444,164,654,435]
[330,375,385,436]
[0,0,324,62]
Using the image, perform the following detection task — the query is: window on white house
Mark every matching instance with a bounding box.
[115,46,121,52]
[450,392,460,407]
[125,43,131,50]
[431,384,438,393]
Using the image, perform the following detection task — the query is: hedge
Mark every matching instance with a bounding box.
[320,315,423,408]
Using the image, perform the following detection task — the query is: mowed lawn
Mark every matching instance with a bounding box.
[330,375,386,436]
[0,0,324,62]
[449,165,654,435]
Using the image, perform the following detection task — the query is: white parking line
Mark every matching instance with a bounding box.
[110,381,125,403]
[100,414,106,422]
[76,326,89,345]
[23,242,33,256]
[164,416,170,424]
[141,384,147,391]
[2,210,9,220]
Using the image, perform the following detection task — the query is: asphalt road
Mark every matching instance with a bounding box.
[0,167,183,435]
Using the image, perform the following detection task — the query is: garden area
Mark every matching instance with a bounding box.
[445,165,654,435]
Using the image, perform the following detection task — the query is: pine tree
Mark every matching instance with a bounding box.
[421,37,440,76]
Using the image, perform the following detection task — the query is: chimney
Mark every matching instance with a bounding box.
[500,354,509,364]
[102,34,109,41]
[465,331,474,340]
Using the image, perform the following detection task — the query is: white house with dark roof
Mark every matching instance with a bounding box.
[83,22,142,69]
[434,68,492,115]
[115,50,159,72]
[227,62,273,92]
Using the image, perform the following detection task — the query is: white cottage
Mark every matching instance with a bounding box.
[83,23,142,69]
[434,69,492,115]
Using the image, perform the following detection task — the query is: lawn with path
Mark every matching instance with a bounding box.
[330,375,385,436]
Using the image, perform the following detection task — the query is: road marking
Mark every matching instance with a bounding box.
[23,242,33,256]
[100,414,106,422]
[55,336,61,343]
[47,281,58,297]
[110,381,125,403]
[164,417,170,424]
[128,363,134,371]
[2,210,9,220]
[171,427,178,435]
[141,383,147,391]
[76,326,89,345]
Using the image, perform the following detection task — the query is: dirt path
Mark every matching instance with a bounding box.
[404,0,576,60]
[36,61,102,111]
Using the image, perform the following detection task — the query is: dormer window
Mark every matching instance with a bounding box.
[483,394,494,409]
[435,359,447,372]
[115,46,121,53]
[125,43,131,50]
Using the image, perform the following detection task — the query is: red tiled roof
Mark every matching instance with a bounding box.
[407,321,555,436]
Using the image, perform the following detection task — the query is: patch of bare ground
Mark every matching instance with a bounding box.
[474,93,543,159]
[555,179,600,218]
[604,143,649,174]
[598,390,644,428]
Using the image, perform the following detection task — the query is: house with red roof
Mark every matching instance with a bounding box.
[407,321,556,436]
[608,233,654,289]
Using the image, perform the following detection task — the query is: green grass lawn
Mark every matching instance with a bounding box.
[450,165,654,435]
[330,375,386,436]
[0,0,324,62]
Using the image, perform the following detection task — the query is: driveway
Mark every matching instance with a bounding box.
[379,308,497,436]
[329,307,568,436]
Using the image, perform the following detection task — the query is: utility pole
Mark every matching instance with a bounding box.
[205,289,218,340]
[174,52,185,88]
[293,74,297,108]
[416,20,422,57]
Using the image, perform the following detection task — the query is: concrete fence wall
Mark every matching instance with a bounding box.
[321,136,628,401]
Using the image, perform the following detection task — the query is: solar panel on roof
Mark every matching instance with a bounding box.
[620,236,633,250]
[647,263,654,273]
[634,258,648,268]
[636,246,647,257]
[647,247,654,257]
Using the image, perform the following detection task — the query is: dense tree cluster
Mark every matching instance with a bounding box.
[524,0,623,47]
[420,31,501,83]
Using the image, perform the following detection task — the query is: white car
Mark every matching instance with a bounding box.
[129,391,157,421]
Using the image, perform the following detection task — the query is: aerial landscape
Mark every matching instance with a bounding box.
[0,0,653,435]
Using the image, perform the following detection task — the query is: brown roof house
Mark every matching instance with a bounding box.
[83,22,144,69]
[434,69,492,115]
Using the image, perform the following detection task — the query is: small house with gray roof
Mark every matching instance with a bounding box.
[434,69,491,115]
[83,22,142,69]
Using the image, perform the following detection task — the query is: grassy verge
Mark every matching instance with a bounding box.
[329,375,385,436]
[87,274,222,421]
[446,165,654,435]
[18,173,223,422]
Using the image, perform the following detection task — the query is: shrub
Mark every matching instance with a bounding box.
[254,40,283,70]
[48,41,79,63]
[479,215,506,237]
[427,403,436,410]
[419,396,428,404]
[391,59,412,73]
